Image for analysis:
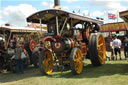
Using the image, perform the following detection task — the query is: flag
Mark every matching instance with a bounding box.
[108,13,116,20]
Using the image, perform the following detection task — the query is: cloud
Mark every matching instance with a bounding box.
[0,19,5,26]
[1,4,37,26]
[91,11,104,17]
[41,1,54,9]
[49,3,54,8]
[67,0,78,3]
[88,0,127,11]
[62,6,70,11]
[105,1,127,11]
[82,10,89,16]
[41,2,49,7]
[87,0,128,23]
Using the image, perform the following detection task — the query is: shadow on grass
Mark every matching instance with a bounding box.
[0,66,42,83]
[49,63,128,78]
[0,62,128,83]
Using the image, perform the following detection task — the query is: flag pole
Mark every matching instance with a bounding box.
[107,11,111,37]
[117,12,119,23]
[116,11,120,31]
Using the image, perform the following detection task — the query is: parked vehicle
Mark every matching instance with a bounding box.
[27,8,106,75]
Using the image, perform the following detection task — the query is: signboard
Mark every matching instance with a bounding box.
[100,22,128,32]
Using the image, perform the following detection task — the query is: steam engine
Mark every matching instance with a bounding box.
[51,38,75,53]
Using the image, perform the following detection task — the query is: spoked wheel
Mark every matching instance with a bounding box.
[70,48,83,75]
[39,49,53,75]
[89,33,106,66]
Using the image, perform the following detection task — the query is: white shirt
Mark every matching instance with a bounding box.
[110,41,114,49]
[112,39,122,48]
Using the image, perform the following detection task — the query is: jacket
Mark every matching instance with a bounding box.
[15,47,22,59]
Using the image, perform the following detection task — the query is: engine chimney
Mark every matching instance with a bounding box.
[53,0,61,9]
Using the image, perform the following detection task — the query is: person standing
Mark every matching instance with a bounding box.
[15,43,24,74]
[112,35,122,60]
[12,37,17,49]
[123,37,128,60]
[110,37,114,60]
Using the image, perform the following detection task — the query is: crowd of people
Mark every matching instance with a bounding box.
[110,35,128,61]
[0,37,43,74]
[0,37,28,74]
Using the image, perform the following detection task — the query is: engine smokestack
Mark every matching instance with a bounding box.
[53,0,61,9]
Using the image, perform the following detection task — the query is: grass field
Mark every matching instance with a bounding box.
[0,52,128,85]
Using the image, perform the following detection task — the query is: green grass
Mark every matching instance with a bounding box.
[0,52,128,85]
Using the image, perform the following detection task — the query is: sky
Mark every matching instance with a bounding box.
[0,0,128,26]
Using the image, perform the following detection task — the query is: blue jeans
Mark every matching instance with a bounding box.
[16,59,24,73]
[124,49,128,58]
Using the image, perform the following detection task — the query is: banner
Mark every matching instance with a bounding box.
[100,22,128,32]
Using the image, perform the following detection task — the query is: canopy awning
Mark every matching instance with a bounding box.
[0,26,47,32]
[27,9,103,25]
[119,10,128,22]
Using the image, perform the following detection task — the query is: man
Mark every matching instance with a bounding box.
[12,38,17,49]
[110,37,114,60]
[15,43,23,74]
[0,40,7,72]
[112,35,122,60]
[123,37,128,60]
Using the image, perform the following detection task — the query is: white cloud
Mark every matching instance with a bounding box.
[73,6,81,9]
[62,6,70,11]
[0,20,5,26]
[41,2,49,7]
[1,4,37,26]
[88,0,127,11]
[50,0,54,2]
[49,3,54,8]
[67,0,78,3]
[105,1,127,11]
[82,10,89,16]
[41,1,54,9]
[91,11,104,17]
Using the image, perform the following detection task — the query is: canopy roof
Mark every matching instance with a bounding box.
[119,10,128,22]
[0,26,47,32]
[27,9,103,25]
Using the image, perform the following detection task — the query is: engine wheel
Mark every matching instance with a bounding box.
[39,49,53,75]
[88,33,106,66]
[70,48,83,75]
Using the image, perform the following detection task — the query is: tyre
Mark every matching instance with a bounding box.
[39,49,53,75]
[88,33,106,66]
[70,48,83,75]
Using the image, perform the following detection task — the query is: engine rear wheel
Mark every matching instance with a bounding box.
[39,49,53,75]
[88,33,106,66]
[70,48,83,75]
